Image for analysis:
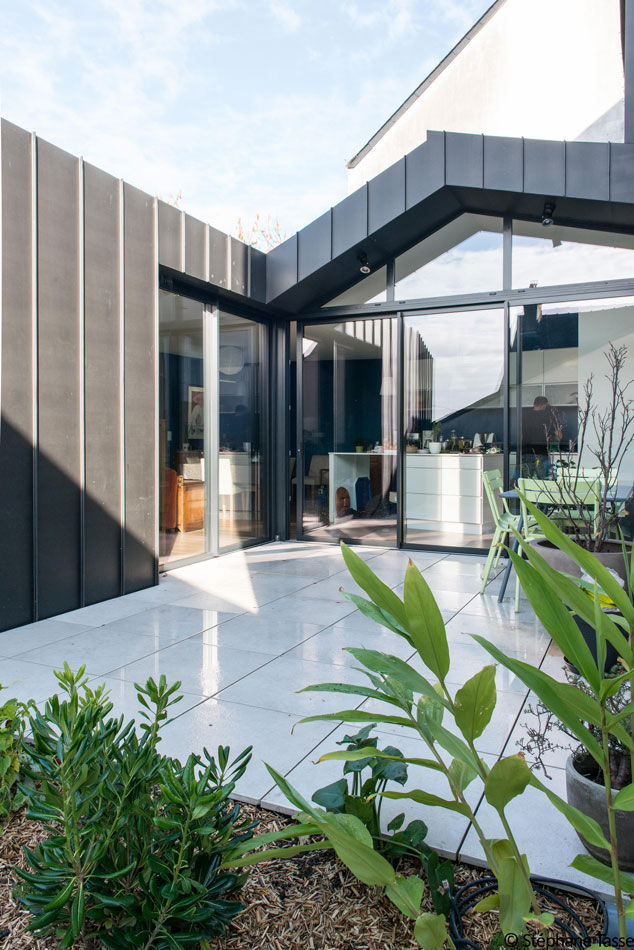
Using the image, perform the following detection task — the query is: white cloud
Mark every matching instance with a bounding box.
[269,1,301,32]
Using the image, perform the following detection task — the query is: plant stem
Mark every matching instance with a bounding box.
[601,706,625,941]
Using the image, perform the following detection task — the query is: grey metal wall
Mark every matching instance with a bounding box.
[0,119,266,631]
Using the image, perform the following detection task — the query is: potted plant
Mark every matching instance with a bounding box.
[353,437,368,453]
[530,342,634,584]
[428,422,443,454]
[479,498,634,940]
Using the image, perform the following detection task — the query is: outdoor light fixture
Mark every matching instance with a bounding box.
[541,202,555,226]
[358,252,371,274]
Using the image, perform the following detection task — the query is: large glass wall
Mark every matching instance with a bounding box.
[159,292,208,565]
[402,308,505,549]
[218,311,267,550]
[510,295,634,485]
[512,222,634,290]
[395,214,503,300]
[301,317,398,544]
[159,292,268,567]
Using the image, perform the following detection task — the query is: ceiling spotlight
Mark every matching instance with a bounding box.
[358,252,371,274]
[541,202,555,227]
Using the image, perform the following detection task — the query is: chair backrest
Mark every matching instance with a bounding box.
[482,469,504,524]
[518,476,600,528]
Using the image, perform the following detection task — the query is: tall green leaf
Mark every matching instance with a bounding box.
[570,854,634,893]
[510,529,633,667]
[345,648,451,709]
[385,874,424,920]
[471,635,604,763]
[453,666,497,741]
[613,783,634,811]
[517,494,634,628]
[497,855,533,936]
[403,563,450,681]
[340,543,407,628]
[382,789,471,817]
[484,755,532,812]
[509,552,601,691]
[340,591,409,638]
[413,912,450,949]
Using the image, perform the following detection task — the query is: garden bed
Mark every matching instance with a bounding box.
[0,803,605,950]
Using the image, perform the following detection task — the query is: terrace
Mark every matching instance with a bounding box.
[0,540,597,893]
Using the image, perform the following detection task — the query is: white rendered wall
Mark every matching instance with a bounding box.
[348,0,624,191]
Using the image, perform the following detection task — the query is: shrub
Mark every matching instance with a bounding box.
[0,684,33,818]
[15,664,254,949]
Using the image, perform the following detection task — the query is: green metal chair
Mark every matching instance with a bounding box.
[480,470,521,594]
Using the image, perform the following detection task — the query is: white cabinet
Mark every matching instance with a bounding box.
[405,453,503,535]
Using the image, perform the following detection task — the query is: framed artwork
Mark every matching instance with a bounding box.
[187,386,204,439]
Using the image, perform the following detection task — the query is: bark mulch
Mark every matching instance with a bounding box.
[1,803,605,949]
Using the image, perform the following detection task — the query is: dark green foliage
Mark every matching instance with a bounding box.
[0,685,34,817]
[15,664,254,949]
[311,723,454,914]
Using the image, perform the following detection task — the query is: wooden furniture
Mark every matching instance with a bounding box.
[177,476,204,532]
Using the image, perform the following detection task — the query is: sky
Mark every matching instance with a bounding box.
[0,0,494,241]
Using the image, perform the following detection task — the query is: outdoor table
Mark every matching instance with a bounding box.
[496,484,631,604]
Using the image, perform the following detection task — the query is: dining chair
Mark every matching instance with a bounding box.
[480,470,521,594]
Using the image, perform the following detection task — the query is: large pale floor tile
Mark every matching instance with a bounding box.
[0,658,71,704]
[367,550,447,573]
[101,604,240,645]
[49,597,153,628]
[0,618,93,657]
[107,636,273,697]
[285,621,415,667]
[216,653,367,717]
[159,697,339,801]
[17,627,164,677]
[445,612,549,664]
[201,614,323,655]
[254,594,356,627]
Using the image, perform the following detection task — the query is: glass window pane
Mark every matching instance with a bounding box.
[159,291,207,566]
[395,214,503,300]
[510,296,634,487]
[403,308,505,549]
[301,317,397,544]
[218,312,266,550]
[321,266,387,308]
[512,221,634,290]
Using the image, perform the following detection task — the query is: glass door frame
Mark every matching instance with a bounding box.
[158,287,273,571]
[296,302,510,555]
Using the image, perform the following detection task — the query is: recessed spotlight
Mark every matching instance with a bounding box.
[358,252,371,274]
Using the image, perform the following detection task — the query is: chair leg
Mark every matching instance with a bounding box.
[514,570,521,613]
[480,527,501,593]
[493,536,505,568]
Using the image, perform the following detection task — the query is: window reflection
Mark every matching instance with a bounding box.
[395,214,503,300]
[512,221,634,290]
[403,309,505,549]
[301,318,397,544]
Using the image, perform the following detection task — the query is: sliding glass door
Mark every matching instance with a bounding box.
[159,291,268,568]
[300,317,398,545]
[402,308,505,550]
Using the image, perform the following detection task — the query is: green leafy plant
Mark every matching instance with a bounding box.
[0,685,34,817]
[15,664,254,949]
[311,722,454,916]
[231,543,610,948]
[480,496,634,942]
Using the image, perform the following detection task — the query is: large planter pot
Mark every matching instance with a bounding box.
[570,612,628,674]
[529,539,630,585]
[566,754,634,872]
[448,874,606,949]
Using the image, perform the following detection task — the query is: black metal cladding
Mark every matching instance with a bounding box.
[0,121,34,630]
[265,130,634,313]
[83,162,122,605]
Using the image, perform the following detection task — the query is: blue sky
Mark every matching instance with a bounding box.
[1,0,493,239]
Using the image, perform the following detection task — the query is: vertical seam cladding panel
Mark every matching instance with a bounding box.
[36,138,81,619]
[123,183,157,593]
[0,120,35,630]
